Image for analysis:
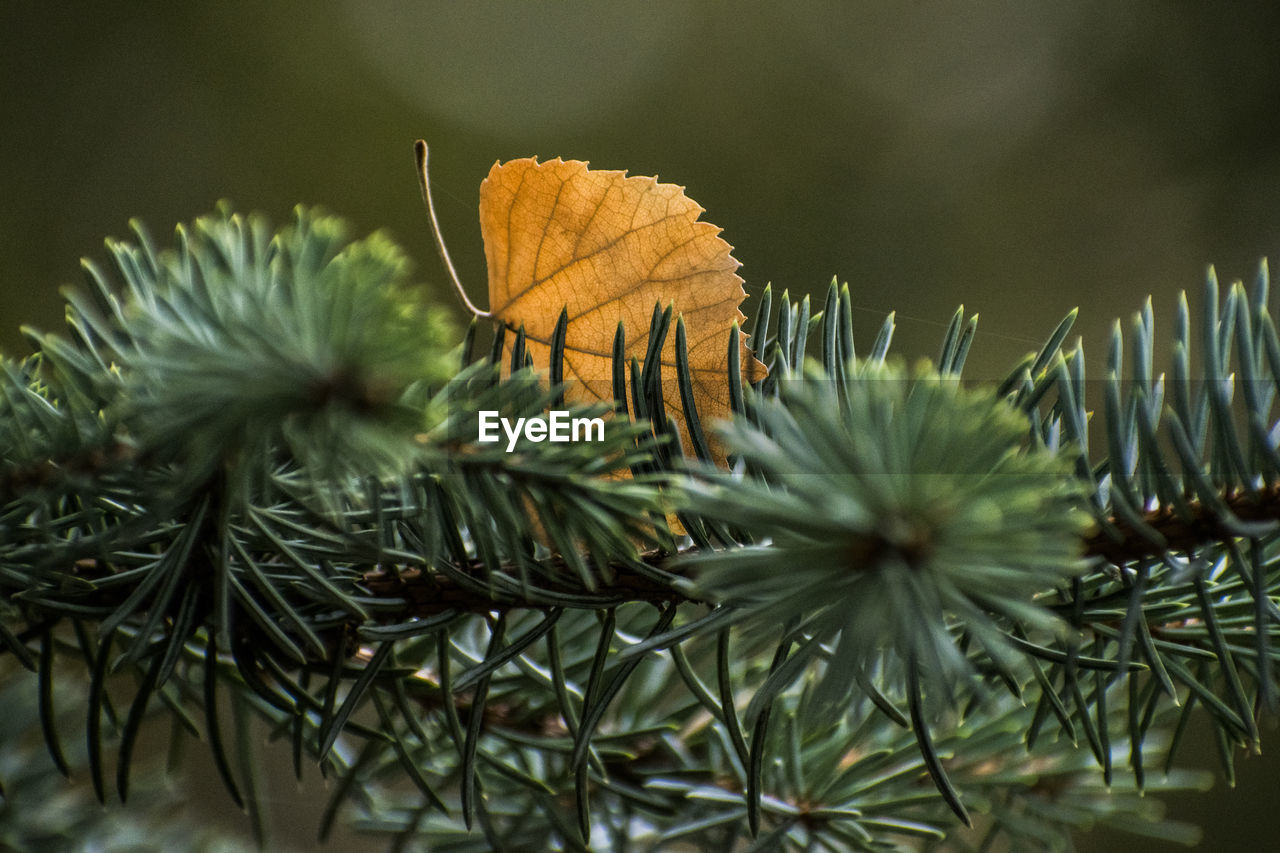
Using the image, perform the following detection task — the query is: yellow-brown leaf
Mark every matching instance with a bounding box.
[479,157,765,457]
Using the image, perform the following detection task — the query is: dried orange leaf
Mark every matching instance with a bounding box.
[479,157,765,456]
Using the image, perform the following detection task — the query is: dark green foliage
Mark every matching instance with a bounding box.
[1,209,1277,850]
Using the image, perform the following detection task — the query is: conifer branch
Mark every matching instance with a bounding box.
[1085,483,1280,565]
[2,207,1276,851]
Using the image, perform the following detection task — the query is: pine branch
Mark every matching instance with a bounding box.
[361,554,698,616]
[3,206,1278,851]
[1086,482,1280,565]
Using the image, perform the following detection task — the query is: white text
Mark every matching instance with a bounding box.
[477,411,606,452]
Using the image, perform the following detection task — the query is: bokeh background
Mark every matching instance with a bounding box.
[3,2,1280,850]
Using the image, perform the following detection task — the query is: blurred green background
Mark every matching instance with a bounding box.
[3,2,1279,850]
